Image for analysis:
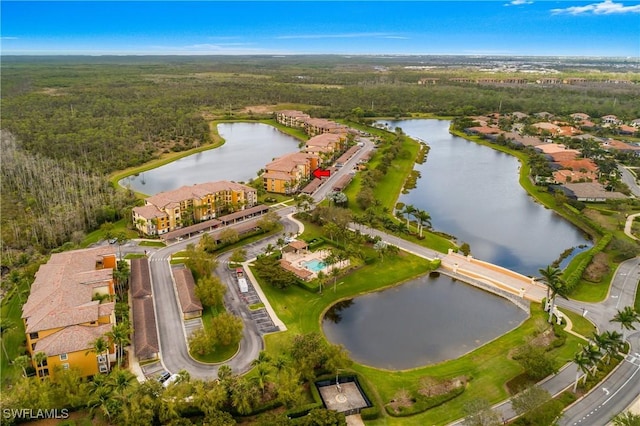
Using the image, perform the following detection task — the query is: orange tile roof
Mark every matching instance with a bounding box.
[22,247,116,333]
[265,152,317,173]
[172,266,203,314]
[145,181,255,210]
[35,324,113,356]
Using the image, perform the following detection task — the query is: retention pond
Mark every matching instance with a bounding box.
[322,274,528,370]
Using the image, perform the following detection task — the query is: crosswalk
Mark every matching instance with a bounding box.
[624,352,640,367]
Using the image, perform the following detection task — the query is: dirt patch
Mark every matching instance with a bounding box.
[39,87,66,96]
[418,376,467,397]
[387,389,414,412]
[529,327,556,348]
[239,104,279,114]
[583,252,610,282]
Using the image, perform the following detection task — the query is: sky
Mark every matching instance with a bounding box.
[1,1,639,57]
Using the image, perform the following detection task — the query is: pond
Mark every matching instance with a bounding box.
[119,122,300,195]
[378,119,590,276]
[322,274,528,370]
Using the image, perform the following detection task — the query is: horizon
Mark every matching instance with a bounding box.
[2,1,640,58]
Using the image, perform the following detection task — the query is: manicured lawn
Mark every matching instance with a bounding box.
[260,250,433,354]
[81,218,138,248]
[356,306,584,425]
[138,240,166,247]
[0,281,29,385]
[559,307,596,339]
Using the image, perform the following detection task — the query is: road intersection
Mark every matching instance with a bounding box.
[138,134,638,421]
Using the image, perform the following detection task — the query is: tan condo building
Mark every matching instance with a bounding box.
[263,152,320,194]
[22,247,118,379]
[132,181,257,236]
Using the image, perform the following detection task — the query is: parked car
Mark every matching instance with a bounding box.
[163,373,180,388]
[157,371,171,383]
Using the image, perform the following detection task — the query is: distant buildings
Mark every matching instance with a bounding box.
[132,181,257,236]
[268,110,358,194]
[22,247,118,379]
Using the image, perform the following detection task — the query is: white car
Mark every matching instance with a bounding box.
[162,373,180,388]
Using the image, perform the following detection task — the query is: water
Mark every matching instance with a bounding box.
[379,119,590,276]
[322,274,527,370]
[303,259,326,272]
[119,122,300,195]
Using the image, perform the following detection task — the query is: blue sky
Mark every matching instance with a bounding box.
[1,1,639,57]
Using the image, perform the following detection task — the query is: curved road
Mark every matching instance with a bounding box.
[145,135,375,379]
[142,133,638,420]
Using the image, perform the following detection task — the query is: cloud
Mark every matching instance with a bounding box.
[551,0,640,15]
[505,0,533,6]
[1,36,19,40]
[276,32,397,40]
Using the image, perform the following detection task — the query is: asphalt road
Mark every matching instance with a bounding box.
[141,135,374,378]
[140,133,638,420]
[556,257,640,425]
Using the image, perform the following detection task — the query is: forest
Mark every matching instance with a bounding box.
[1,55,639,255]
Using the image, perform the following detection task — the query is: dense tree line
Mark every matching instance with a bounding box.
[0,130,136,252]
[2,57,639,176]
[1,332,350,425]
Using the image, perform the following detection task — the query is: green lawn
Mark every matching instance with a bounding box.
[559,307,596,339]
[1,281,30,385]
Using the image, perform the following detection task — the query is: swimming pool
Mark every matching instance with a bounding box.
[303,259,326,272]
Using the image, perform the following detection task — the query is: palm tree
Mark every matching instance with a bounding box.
[251,351,271,368]
[0,319,15,362]
[330,267,341,292]
[610,306,640,341]
[33,351,47,377]
[13,354,30,377]
[601,330,624,364]
[572,350,591,392]
[581,343,602,376]
[402,204,416,231]
[612,412,640,426]
[537,265,568,324]
[87,336,110,373]
[253,364,270,397]
[316,271,327,294]
[106,322,131,367]
[537,265,562,309]
[414,209,432,238]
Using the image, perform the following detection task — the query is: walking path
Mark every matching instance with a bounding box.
[624,212,640,241]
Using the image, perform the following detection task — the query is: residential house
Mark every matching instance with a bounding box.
[532,122,562,136]
[558,182,626,202]
[570,113,590,122]
[263,152,319,194]
[132,181,257,236]
[601,115,621,125]
[21,247,118,379]
[601,139,640,156]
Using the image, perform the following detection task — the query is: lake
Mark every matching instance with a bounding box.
[119,122,300,195]
[379,119,590,276]
[322,274,528,370]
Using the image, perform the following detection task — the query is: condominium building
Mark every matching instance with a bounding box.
[21,247,117,379]
[275,110,311,128]
[263,152,320,194]
[132,181,257,236]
